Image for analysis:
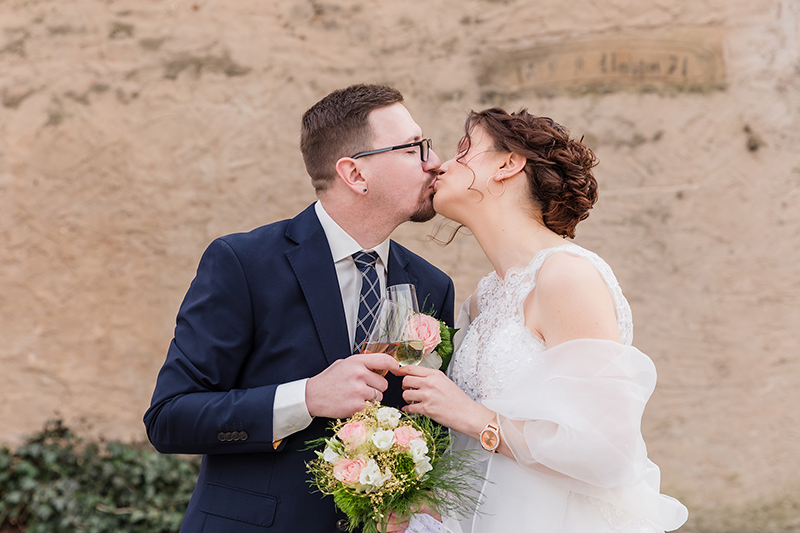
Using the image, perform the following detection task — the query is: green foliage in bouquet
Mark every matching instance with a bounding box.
[0,419,199,533]
[306,403,484,533]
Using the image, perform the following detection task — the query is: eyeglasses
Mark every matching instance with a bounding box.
[352,139,432,162]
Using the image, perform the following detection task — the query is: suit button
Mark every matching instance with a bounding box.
[336,518,349,531]
[224,432,232,441]
[232,431,240,441]
[217,432,225,441]
[240,431,248,441]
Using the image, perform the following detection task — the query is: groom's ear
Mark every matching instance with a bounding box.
[335,157,368,195]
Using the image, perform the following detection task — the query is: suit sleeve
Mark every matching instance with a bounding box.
[143,238,283,455]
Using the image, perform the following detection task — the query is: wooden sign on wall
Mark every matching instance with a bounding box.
[479,28,725,99]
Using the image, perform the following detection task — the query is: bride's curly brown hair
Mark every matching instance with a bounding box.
[460,107,599,238]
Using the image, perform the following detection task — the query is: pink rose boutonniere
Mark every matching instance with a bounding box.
[408,314,441,355]
[407,307,459,372]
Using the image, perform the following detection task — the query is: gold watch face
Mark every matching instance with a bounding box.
[481,428,498,450]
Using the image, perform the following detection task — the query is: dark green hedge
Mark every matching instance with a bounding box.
[0,420,200,533]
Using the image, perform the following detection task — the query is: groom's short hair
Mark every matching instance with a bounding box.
[301,84,404,192]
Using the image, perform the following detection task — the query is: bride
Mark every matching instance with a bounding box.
[392,108,689,532]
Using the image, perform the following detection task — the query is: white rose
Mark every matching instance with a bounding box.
[414,456,433,477]
[359,459,380,485]
[359,458,392,488]
[371,429,396,451]
[409,438,429,462]
[323,444,340,464]
[376,406,402,428]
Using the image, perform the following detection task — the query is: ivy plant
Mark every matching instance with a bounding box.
[0,420,199,533]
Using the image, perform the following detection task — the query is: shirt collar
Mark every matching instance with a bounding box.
[315,201,391,266]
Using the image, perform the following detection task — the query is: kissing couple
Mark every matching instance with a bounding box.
[145,83,688,533]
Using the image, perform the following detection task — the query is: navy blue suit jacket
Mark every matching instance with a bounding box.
[144,204,455,532]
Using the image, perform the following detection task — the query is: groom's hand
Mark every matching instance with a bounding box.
[306,353,400,419]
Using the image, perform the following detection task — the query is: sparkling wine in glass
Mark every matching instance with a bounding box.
[361,299,424,368]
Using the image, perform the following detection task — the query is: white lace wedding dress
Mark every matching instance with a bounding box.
[408,244,688,533]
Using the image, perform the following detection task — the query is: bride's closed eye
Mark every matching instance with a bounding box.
[455,139,469,157]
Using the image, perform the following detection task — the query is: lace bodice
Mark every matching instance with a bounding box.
[435,244,690,533]
[450,244,633,402]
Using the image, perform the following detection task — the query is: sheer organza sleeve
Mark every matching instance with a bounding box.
[452,296,472,350]
[482,339,656,489]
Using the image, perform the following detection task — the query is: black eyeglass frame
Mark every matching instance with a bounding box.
[351,139,431,162]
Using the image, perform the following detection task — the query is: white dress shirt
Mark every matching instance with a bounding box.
[271,201,390,441]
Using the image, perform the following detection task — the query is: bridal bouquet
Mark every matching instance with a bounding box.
[306,403,481,533]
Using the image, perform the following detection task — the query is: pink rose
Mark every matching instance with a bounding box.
[408,314,441,355]
[337,421,368,448]
[393,425,424,449]
[333,458,367,484]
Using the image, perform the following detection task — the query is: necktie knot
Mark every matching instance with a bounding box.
[353,251,379,271]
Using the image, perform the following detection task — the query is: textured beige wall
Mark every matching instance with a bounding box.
[2,0,800,530]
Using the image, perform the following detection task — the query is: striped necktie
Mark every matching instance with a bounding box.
[352,251,380,352]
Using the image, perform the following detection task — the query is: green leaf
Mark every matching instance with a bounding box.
[436,325,459,372]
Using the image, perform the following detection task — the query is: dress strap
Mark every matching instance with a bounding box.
[528,244,634,345]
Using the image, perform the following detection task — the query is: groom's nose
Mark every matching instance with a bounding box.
[422,149,442,172]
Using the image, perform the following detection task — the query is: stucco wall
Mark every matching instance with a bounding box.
[2,0,800,530]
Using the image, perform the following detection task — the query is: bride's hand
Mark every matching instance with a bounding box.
[394,366,493,436]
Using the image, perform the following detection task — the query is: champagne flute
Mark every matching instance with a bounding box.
[361,299,424,369]
[386,283,419,314]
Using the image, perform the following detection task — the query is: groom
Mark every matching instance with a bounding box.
[143,84,455,532]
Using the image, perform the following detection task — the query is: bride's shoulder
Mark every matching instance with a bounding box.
[530,248,621,343]
[535,250,608,296]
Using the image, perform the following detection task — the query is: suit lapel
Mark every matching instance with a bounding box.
[386,241,417,288]
[387,242,435,315]
[285,205,351,366]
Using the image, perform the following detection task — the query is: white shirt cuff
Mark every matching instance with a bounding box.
[273,378,314,441]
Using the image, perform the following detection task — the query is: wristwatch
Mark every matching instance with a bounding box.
[479,415,500,453]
